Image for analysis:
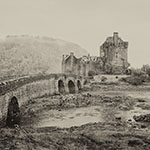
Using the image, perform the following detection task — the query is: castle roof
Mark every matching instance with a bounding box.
[105,36,123,43]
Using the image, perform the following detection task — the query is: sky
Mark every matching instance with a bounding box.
[0,0,150,68]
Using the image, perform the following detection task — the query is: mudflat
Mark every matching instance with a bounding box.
[0,83,150,150]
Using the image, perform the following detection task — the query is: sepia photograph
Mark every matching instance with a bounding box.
[0,0,150,149]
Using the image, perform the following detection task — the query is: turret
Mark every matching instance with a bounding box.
[113,32,119,46]
[70,52,74,72]
[62,55,65,73]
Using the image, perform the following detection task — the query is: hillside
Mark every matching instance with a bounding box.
[0,35,88,80]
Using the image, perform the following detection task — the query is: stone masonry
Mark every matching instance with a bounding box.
[62,32,130,76]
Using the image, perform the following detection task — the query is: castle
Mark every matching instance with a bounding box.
[62,32,130,76]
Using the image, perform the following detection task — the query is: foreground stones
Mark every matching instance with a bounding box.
[0,121,150,150]
[1,84,150,149]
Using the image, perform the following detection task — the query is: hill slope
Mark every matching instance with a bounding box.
[0,35,88,79]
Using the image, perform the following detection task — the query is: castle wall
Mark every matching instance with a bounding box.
[100,32,129,74]
[62,53,81,76]
[62,32,129,76]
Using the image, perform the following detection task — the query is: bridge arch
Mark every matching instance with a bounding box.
[77,80,81,92]
[68,80,75,94]
[0,73,85,120]
[58,80,65,94]
[6,96,21,127]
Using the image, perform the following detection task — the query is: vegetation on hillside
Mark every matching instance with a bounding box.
[0,35,88,80]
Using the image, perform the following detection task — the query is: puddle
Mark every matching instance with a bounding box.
[36,91,150,128]
[37,106,103,128]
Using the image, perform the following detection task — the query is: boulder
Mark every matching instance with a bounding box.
[133,114,150,122]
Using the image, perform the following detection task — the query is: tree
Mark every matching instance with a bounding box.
[141,64,150,77]
[132,68,145,77]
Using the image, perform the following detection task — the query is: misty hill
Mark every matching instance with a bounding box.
[0,35,88,79]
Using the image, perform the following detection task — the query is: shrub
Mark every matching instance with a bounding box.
[125,69,132,75]
[120,76,144,86]
[132,68,145,77]
[141,64,150,77]
[101,76,107,82]
[120,66,150,85]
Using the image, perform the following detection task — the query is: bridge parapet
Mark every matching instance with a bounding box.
[0,74,84,96]
[0,73,85,120]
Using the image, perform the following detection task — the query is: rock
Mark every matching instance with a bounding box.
[102,96,112,103]
[141,124,147,128]
[128,139,143,146]
[113,96,122,102]
[128,119,132,122]
[136,98,145,102]
[115,117,121,120]
[132,125,137,128]
[133,114,150,122]
[119,105,130,111]
[87,93,92,97]
[137,104,150,110]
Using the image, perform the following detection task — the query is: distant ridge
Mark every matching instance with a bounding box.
[0,35,88,80]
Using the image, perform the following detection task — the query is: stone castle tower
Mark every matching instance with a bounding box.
[62,32,130,76]
[100,32,129,74]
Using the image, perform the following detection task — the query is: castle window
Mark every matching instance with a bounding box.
[116,52,118,59]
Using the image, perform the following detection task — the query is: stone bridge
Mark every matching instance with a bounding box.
[0,73,85,120]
